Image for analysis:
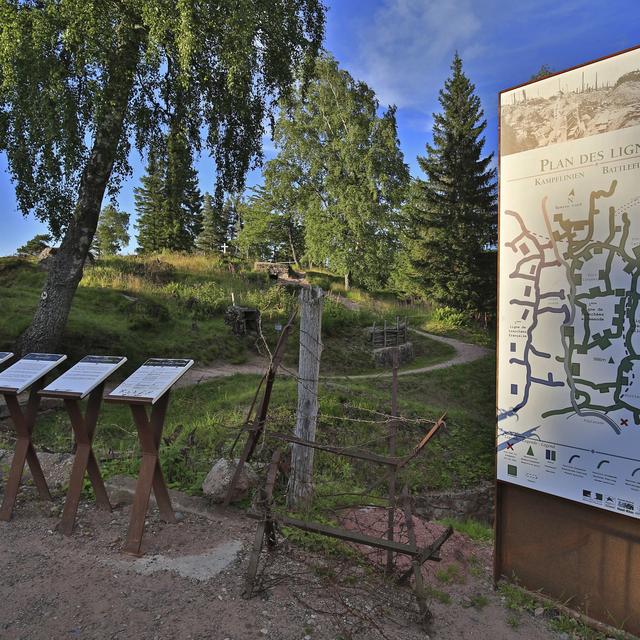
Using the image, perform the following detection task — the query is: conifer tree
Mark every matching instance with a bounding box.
[134,147,167,254]
[196,193,229,253]
[164,121,203,251]
[407,53,496,312]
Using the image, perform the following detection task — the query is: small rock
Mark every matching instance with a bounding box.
[534,607,545,617]
[202,458,258,503]
[260,629,268,635]
[174,512,184,522]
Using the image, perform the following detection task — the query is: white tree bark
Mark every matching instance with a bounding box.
[288,286,324,509]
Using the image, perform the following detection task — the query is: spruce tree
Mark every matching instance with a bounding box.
[196,193,229,253]
[164,122,203,251]
[408,53,496,312]
[134,146,167,254]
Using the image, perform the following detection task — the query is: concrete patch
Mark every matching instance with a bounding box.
[107,540,243,582]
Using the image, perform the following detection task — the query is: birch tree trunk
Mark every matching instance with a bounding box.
[16,33,141,354]
[288,286,324,509]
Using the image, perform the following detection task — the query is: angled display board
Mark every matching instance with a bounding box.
[42,355,127,399]
[107,358,193,404]
[498,45,640,519]
[0,352,13,366]
[0,353,67,394]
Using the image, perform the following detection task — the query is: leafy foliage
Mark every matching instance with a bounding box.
[250,55,409,289]
[16,234,52,257]
[94,204,130,256]
[406,54,497,313]
[0,0,326,233]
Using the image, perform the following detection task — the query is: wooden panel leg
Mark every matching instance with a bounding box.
[25,444,52,500]
[86,451,111,511]
[60,444,91,536]
[0,438,30,521]
[152,462,176,523]
[124,453,157,556]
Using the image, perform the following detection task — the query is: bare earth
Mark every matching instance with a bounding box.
[0,486,557,640]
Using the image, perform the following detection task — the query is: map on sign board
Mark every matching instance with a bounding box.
[42,355,127,399]
[0,353,67,394]
[107,358,194,404]
[0,352,13,366]
[497,47,640,519]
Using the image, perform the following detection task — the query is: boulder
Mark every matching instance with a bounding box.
[202,458,259,504]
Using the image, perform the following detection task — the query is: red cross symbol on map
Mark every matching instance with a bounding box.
[506,442,514,450]
[620,418,629,427]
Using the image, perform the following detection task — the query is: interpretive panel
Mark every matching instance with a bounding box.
[0,353,67,394]
[498,46,640,518]
[107,358,193,404]
[0,352,13,366]
[42,355,127,399]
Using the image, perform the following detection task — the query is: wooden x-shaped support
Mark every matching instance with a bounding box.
[0,379,52,521]
[58,384,112,535]
[124,391,176,556]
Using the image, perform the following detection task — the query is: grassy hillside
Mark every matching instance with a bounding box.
[30,355,496,497]
[0,253,454,376]
[0,252,495,497]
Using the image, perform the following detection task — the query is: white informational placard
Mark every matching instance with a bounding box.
[497,46,640,519]
[0,353,67,394]
[42,355,127,399]
[107,358,193,404]
[0,352,13,366]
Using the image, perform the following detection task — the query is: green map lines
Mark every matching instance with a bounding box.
[498,173,640,519]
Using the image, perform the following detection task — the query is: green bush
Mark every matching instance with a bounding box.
[430,306,469,329]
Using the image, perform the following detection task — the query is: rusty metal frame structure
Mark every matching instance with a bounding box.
[243,371,450,628]
[224,308,298,507]
[495,43,640,636]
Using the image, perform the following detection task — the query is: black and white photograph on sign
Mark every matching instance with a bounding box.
[42,355,127,398]
[0,353,67,394]
[108,358,193,403]
[0,352,13,366]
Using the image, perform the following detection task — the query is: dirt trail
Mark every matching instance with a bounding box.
[170,327,490,387]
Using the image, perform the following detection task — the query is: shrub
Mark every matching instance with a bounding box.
[430,306,469,329]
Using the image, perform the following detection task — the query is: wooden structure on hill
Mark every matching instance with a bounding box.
[370,317,408,348]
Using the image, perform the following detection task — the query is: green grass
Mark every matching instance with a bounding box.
[437,517,493,542]
[1,253,497,501]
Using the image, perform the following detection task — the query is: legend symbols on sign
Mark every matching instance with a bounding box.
[107,358,194,404]
[0,353,67,394]
[42,355,127,399]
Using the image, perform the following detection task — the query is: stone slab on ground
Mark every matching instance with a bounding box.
[104,540,244,582]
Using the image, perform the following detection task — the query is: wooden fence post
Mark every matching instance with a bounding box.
[288,286,324,509]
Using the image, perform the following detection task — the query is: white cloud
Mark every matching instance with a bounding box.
[350,0,483,109]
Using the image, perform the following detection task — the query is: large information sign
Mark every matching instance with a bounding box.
[498,47,640,519]
[42,355,127,399]
[107,358,193,404]
[0,353,67,394]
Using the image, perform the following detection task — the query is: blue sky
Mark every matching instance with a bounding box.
[1,0,639,255]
